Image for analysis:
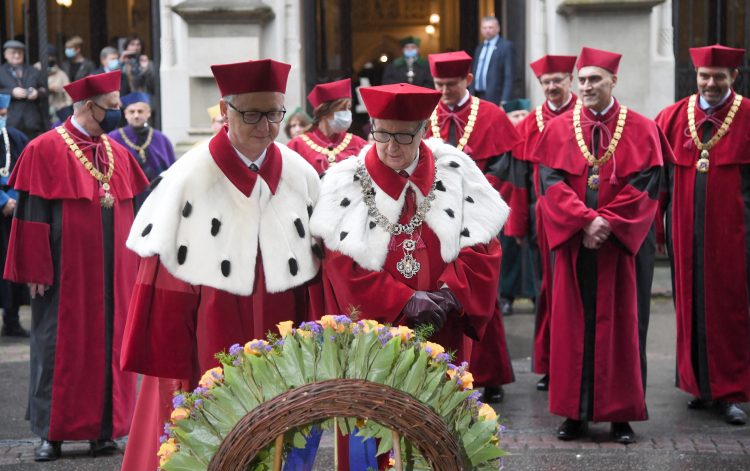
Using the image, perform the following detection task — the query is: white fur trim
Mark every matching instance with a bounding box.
[309,138,509,272]
[127,141,322,295]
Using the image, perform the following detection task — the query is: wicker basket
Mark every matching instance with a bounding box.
[208,378,465,470]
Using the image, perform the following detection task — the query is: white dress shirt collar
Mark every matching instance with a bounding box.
[587,97,615,116]
[70,116,90,137]
[448,90,471,111]
[234,145,267,169]
[699,89,732,111]
[547,93,573,112]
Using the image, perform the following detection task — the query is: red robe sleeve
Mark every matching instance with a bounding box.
[121,255,201,380]
[322,247,414,322]
[537,165,599,251]
[4,219,53,286]
[438,238,502,340]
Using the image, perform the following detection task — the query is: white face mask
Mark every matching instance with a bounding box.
[329,110,352,134]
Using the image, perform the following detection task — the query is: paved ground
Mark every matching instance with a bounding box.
[0,265,748,469]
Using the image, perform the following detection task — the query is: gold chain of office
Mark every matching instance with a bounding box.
[118,127,153,164]
[572,101,628,190]
[300,133,354,165]
[430,96,480,152]
[56,126,116,208]
[687,93,743,174]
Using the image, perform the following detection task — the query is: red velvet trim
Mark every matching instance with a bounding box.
[208,125,283,196]
[3,219,54,286]
[364,141,434,200]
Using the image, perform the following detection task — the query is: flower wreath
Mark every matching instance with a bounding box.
[158,315,507,470]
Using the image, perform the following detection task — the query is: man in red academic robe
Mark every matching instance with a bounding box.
[286,78,367,175]
[119,59,324,470]
[425,51,520,403]
[3,71,148,460]
[535,48,670,443]
[501,55,578,392]
[311,83,509,470]
[655,45,749,425]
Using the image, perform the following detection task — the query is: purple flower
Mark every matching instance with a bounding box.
[172,395,186,409]
[460,361,469,369]
[437,353,451,362]
[329,336,336,341]
[425,347,433,355]
[193,387,208,396]
[265,345,272,352]
[194,400,203,408]
[229,343,242,356]
[275,339,285,347]
[160,435,169,444]
[163,423,172,436]
[447,363,457,370]
[233,359,242,366]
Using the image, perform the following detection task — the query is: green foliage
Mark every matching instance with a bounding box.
[159,317,506,470]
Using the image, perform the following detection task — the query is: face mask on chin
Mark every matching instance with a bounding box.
[329,110,352,134]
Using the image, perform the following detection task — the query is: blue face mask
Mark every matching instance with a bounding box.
[404,49,418,58]
[0,116,7,130]
[93,104,122,134]
[64,48,76,58]
[107,59,120,71]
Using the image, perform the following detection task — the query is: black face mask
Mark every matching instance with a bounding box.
[92,102,122,134]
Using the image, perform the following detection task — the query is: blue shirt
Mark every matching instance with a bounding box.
[475,35,500,91]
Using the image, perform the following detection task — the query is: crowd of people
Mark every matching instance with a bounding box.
[0,16,747,469]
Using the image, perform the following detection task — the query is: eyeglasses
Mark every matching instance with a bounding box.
[540,76,568,87]
[371,122,423,145]
[226,102,286,124]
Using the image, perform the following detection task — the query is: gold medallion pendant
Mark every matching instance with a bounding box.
[687,93,742,174]
[587,167,601,190]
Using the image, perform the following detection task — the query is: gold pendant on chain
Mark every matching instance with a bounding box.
[396,238,421,278]
[587,166,600,190]
[696,149,709,173]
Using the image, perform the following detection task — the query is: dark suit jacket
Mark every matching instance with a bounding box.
[0,63,48,134]
[469,36,516,105]
[61,58,97,83]
[381,56,434,89]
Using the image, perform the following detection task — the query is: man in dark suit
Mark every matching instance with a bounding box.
[0,40,48,138]
[60,36,97,82]
[469,16,515,105]
[381,36,434,88]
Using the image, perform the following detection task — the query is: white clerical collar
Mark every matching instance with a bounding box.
[71,116,90,137]
[699,89,732,111]
[233,145,267,169]
[395,148,420,176]
[587,97,615,116]
[547,93,573,112]
[448,90,471,111]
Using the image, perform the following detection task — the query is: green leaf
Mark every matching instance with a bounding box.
[374,424,394,456]
[468,445,506,466]
[276,334,307,387]
[299,337,318,381]
[283,428,310,449]
[222,365,259,411]
[365,337,399,384]
[317,330,341,381]
[437,388,472,416]
[417,365,446,403]
[160,449,207,471]
[350,329,379,379]
[245,353,286,401]
[463,419,498,458]
[388,346,415,389]
[401,350,427,396]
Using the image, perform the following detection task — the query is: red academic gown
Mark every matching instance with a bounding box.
[655,90,750,403]
[425,94,520,387]
[120,128,323,471]
[3,118,148,440]
[535,99,668,422]
[287,128,367,175]
[505,94,577,375]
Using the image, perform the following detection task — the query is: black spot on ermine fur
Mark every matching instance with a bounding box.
[177,246,188,264]
[294,218,306,238]
[369,221,376,229]
[221,260,231,277]
[340,231,348,241]
[289,258,298,276]
[461,228,470,238]
[340,198,351,207]
[307,205,313,218]
[312,244,325,260]
[465,196,474,203]
[449,161,460,168]
[142,224,153,236]
[182,202,192,217]
[211,219,221,236]
[435,181,446,192]
[444,208,455,218]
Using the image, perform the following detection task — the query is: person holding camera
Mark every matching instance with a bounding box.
[0,40,48,139]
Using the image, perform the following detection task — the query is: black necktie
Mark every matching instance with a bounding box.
[249,163,259,172]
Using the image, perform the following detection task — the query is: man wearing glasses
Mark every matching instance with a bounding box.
[0,40,48,138]
[119,59,323,471]
[502,55,578,393]
[311,83,510,469]
[424,51,521,404]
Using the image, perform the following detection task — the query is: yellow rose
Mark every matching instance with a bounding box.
[478,403,497,421]
[298,330,312,339]
[158,438,177,458]
[316,315,337,329]
[244,339,268,356]
[460,372,474,390]
[199,366,223,389]
[389,457,396,466]
[359,320,384,333]
[277,321,294,337]
[446,368,457,380]
[389,325,413,342]
[423,341,445,359]
[170,407,190,422]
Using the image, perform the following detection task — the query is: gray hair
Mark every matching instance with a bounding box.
[99,46,117,60]
[369,118,430,137]
[482,16,500,26]
[221,94,236,105]
[73,94,105,111]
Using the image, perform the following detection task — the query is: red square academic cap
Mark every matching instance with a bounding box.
[211,59,291,96]
[307,79,352,109]
[428,51,473,78]
[576,47,622,74]
[530,55,578,77]
[690,45,746,69]
[63,71,121,103]
[360,83,441,121]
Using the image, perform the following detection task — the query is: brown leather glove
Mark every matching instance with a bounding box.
[434,286,463,314]
[403,291,447,330]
